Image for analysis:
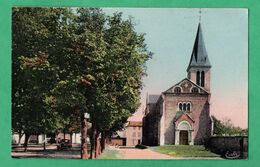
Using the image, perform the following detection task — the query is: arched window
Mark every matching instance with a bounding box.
[196,71,200,85]
[191,87,199,93]
[179,102,192,111]
[174,87,181,93]
[187,103,190,111]
[179,103,182,110]
[183,103,187,111]
[201,71,205,87]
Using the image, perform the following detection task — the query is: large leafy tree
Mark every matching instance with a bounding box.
[12,8,64,150]
[74,8,151,158]
[12,7,83,151]
[12,7,151,157]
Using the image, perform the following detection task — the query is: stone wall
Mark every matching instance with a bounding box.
[207,136,248,159]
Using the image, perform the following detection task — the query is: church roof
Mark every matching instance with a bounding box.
[163,78,209,94]
[147,94,160,104]
[187,23,211,71]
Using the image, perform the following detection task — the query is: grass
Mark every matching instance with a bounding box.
[150,145,220,157]
[98,149,122,159]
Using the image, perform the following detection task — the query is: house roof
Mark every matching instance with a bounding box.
[128,121,142,127]
[187,23,211,71]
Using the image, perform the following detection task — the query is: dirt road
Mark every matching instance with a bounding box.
[118,148,173,159]
[117,147,223,159]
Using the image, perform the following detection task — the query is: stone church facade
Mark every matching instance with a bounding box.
[142,24,213,146]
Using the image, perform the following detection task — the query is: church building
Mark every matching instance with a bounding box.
[142,23,213,146]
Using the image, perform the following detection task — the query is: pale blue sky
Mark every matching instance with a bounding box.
[103,8,248,128]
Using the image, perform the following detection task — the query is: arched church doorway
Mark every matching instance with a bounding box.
[175,121,194,145]
[179,130,189,145]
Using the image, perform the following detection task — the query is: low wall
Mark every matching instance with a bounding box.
[207,136,248,159]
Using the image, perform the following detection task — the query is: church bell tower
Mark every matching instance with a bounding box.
[187,23,211,92]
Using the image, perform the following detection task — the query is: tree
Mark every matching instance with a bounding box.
[12,7,151,158]
[12,7,77,151]
[212,116,247,136]
[74,8,151,158]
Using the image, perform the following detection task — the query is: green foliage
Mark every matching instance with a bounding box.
[12,7,151,140]
[212,116,248,136]
[12,7,80,135]
[73,8,151,133]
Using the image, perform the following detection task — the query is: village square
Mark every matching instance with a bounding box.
[12,8,248,159]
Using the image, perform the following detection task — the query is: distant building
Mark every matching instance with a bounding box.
[142,24,212,146]
[124,121,142,146]
[110,121,142,146]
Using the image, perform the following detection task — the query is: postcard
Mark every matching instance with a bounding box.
[11,7,248,160]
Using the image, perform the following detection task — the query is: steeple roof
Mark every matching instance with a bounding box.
[187,23,211,71]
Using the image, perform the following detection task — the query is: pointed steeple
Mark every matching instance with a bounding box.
[187,23,211,71]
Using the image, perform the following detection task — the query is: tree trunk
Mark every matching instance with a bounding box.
[56,132,59,144]
[96,137,101,158]
[81,114,88,159]
[75,133,77,144]
[18,132,24,146]
[63,131,66,140]
[43,134,46,151]
[90,125,97,159]
[101,131,106,152]
[23,133,30,152]
[70,133,73,145]
[90,132,93,159]
[36,134,39,145]
[105,136,109,149]
[94,130,100,158]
